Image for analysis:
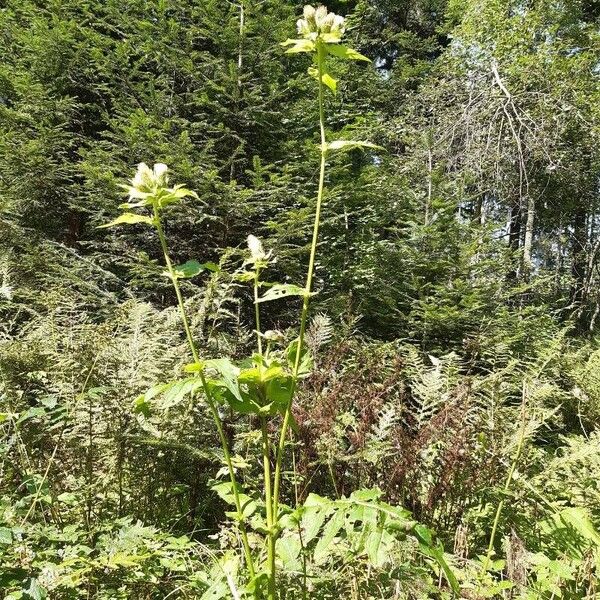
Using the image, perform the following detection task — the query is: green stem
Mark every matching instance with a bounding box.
[262,418,276,600]
[254,266,263,358]
[272,40,328,529]
[482,382,528,574]
[254,264,277,599]
[153,205,256,579]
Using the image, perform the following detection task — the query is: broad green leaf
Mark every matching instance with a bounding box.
[16,406,46,425]
[286,340,313,376]
[22,579,46,600]
[97,212,154,228]
[257,283,309,303]
[212,481,257,518]
[365,527,393,567]
[183,361,205,373]
[325,44,370,62]
[558,507,600,545]
[0,527,12,544]
[203,261,220,272]
[281,38,315,54]
[265,375,293,408]
[205,358,243,402]
[324,140,383,153]
[321,72,337,93]
[165,260,217,279]
[314,509,345,564]
[276,534,302,572]
[300,500,334,544]
[57,492,78,505]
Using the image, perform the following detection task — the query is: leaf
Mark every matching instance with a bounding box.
[203,261,220,272]
[321,72,337,93]
[183,361,205,373]
[276,534,302,572]
[314,509,345,564]
[325,44,370,62]
[257,284,309,303]
[324,140,383,153]
[286,340,313,377]
[281,38,315,54]
[300,497,334,544]
[165,260,217,279]
[22,579,46,600]
[558,507,600,545]
[159,378,201,409]
[212,481,257,519]
[0,527,12,545]
[97,212,154,228]
[205,358,243,402]
[16,406,46,425]
[151,185,199,209]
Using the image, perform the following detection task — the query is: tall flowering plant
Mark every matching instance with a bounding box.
[100,6,456,599]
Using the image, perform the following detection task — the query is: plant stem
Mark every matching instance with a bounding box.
[272,38,328,538]
[253,264,277,599]
[254,266,263,358]
[482,381,528,574]
[153,205,256,579]
[262,418,276,600]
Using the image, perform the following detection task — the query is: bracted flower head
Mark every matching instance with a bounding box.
[247,234,266,262]
[130,162,169,197]
[296,4,345,42]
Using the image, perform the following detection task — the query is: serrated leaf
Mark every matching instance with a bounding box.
[325,44,370,62]
[258,284,309,303]
[98,212,154,229]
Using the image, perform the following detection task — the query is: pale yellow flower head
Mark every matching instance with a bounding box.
[247,234,267,261]
[296,5,345,42]
[130,162,169,195]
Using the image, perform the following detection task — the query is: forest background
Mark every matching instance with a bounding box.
[1,0,600,598]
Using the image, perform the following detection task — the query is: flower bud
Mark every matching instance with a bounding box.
[314,5,328,28]
[132,162,154,192]
[332,14,345,34]
[247,234,266,261]
[303,4,316,24]
[263,329,285,343]
[153,163,168,186]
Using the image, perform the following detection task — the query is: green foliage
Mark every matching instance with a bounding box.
[1,0,599,598]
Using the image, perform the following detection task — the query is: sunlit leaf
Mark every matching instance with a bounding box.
[321,72,337,93]
[97,212,154,229]
[325,44,370,62]
[258,283,310,303]
[281,38,315,53]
